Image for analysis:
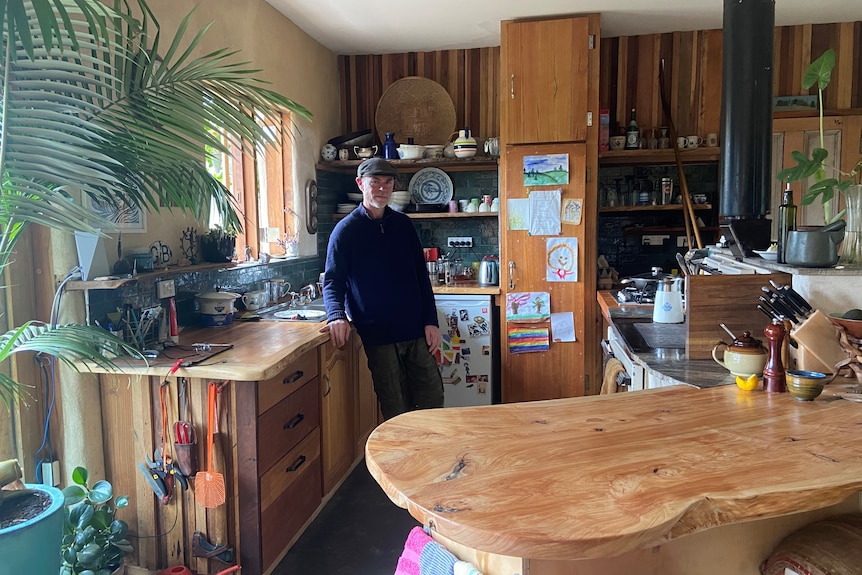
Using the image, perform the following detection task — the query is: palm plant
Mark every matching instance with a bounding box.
[0,0,312,406]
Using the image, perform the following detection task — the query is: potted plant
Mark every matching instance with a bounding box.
[777,48,862,266]
[0,0,310,410]
[0,459,65,575]
[60,466,132,575]
[200,225,239,263]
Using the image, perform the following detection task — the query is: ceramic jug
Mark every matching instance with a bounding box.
[453,128,477,158]
[712,331,768,376]
[382,132,399,160]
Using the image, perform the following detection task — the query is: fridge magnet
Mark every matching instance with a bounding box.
[508,324,550,354]
[551,312,577,342]
[528,189,561,236]
[506,291,551,322]
[507,198,530,230]
[523,154,569,185]
[478,381,487,395]
[546,237,578,282]
[561,198,583,225]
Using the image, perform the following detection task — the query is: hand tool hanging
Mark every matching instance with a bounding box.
[173,377,198,478]
[196,381,226,508]
[658,58,703,250]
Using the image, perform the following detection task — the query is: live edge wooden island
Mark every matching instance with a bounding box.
[365,384,862,575]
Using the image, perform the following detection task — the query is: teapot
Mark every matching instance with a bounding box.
[712,331,768,377]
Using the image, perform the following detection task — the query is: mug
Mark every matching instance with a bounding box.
[354,145,377,159]
[484,137,500,156]
[706,132,719,147]
[609,136,626,150]
[687,135,704,148]
[448,200,458,213]
[458,199,470,212]
[676,136,688,149]
[338,148,350,161]
[242,290,268,311]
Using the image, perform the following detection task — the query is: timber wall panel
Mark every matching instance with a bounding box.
[336,22,861,149]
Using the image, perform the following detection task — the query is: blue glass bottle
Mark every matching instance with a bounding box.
[383,132,398,160]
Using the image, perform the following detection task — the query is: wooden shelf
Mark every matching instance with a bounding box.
[317,157,499,174]
[623,225,720,235]
[599,148,720,166]
[334,211,498,221]
[599,204,713,213]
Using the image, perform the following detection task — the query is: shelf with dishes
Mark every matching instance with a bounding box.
[599,204,713,213]
[599,148,720,166]
[317,157,499,174]
[622,225,720,235]
[333,211,497,221]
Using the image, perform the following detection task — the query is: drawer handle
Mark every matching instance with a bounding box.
[323,374,331,397]
[286,455,307,472]
[283,413,305,429]
[283,370,304,384]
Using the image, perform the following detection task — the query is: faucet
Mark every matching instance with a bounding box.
[298,285,318,305]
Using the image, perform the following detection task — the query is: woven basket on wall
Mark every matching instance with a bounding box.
[375,76,456,146]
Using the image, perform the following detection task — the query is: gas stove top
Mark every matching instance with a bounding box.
[616,286,656,304]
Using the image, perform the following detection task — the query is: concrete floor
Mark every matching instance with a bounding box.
[272,460,419,575]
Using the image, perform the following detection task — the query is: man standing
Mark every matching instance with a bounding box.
[322,158,443,420]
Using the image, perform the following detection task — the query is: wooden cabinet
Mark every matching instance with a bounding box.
[771,114,862,233]
[500,16,592,145]
[235,348,322,575]
[319,340,355,494]
[352,335,378,458]
[498,14,600,401]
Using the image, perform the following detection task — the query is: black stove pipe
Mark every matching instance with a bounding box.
[719,0,775,220]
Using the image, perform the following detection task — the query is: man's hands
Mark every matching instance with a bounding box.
[425,325,441,355]
[320,318,351,349]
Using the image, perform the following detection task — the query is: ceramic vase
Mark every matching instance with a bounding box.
[453,128,477,158]
[838,184,862,267]
[0,484,65,575]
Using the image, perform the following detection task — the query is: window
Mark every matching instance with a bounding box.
[207,111,308,260]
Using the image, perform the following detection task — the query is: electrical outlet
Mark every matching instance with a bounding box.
[642,235,670,246]
[447,236,473,248]
[156,279,176,299]
[677,236,689,248]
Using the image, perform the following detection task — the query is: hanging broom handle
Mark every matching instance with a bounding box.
[207,382,215,472]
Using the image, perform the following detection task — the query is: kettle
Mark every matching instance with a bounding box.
[652,277,684,323]
[478,255,499,286]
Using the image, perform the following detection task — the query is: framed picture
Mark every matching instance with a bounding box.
[85,196,147,232]
[773,95,817,112]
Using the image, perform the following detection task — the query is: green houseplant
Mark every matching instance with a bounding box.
[60,466,131,575]
[0,0,312,407]
[777,49,862,266]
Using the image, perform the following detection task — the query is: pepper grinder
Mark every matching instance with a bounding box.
[763,319,787,393]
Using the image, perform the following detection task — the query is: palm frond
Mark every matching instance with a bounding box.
[0,322,142,408]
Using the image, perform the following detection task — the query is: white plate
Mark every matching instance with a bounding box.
[753,250,778,261]
[346,192,363,201]
[409,167,453,204]
[273,309,327,320]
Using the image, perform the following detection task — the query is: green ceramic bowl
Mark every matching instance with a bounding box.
[786,369,827,401]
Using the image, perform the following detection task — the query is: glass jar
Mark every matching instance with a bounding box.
[838,184,862,267]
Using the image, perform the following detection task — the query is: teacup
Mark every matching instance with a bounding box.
[712,342,768,377]
[676,136,688,149]
[242,290,268,311]
[687,135,704,148]
[609,136,626,150]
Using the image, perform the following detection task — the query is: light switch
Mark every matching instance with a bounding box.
[157,279,176,299]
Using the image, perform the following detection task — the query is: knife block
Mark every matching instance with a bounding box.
[684,272,792,360]
[790,310,847,374]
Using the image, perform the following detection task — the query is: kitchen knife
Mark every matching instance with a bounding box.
[768,296,799,324]
[783,285,815,314]
[757,304,779,321]
[763,285,809,319]
[758,295,781,317]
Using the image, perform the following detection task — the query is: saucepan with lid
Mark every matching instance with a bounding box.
[620,266,675,290]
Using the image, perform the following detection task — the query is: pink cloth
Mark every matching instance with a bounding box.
[394,527,433,575]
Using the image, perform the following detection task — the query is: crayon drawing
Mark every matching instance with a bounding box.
[546,237,578,282]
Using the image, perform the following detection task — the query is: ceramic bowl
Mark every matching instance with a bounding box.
[753,249,778,261]
[785,369,828,401]
[827,313,862,339]
[397,145,425,160]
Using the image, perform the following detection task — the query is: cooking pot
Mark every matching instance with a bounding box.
[478,256,499,287]
[784,221,845,267]
[196,291,240,326]
[620,267,675,290]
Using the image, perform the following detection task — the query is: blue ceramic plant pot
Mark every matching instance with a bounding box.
[0,484,64,574]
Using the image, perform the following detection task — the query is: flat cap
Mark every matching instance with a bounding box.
[357,157,398,178]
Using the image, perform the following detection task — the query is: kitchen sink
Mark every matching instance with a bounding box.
[612,317,687,353]
[256,299,328,322]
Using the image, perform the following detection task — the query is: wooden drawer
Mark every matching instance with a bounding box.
[257,348,318,415]
[260,427,322,568]
[257,377,320,474]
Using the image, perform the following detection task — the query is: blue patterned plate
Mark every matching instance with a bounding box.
[409,167,453,204]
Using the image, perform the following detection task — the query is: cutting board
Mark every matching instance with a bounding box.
[685,273,792,360]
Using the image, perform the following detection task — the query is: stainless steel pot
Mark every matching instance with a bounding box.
[620,267,675,289]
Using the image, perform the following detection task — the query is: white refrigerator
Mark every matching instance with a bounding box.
[434,295,498,407]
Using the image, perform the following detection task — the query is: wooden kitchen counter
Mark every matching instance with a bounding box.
[366,384,862,571]
[89,319,330,380]
[432,281,500,296]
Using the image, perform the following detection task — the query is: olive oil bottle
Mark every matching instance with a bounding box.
[777,183,797,264]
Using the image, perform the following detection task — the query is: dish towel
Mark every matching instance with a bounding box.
[394,527,433,575]
[419,539,459,575]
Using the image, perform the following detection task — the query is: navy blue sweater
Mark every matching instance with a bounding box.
[323,204,438,346]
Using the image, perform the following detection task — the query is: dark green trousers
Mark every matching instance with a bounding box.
[363,337,444,420]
